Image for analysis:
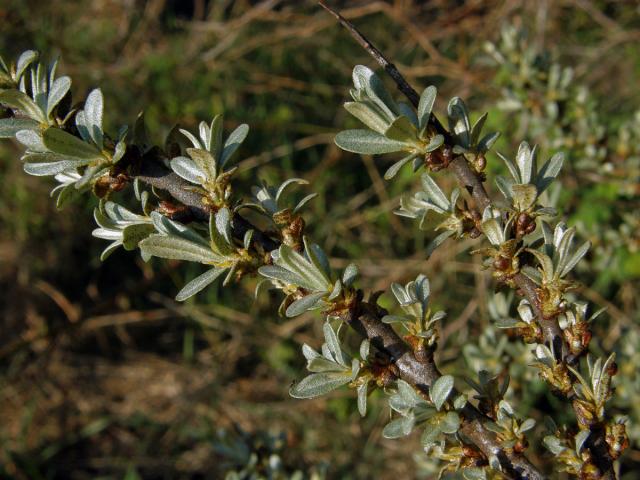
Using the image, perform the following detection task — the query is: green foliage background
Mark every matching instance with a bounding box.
[0,1,638,478]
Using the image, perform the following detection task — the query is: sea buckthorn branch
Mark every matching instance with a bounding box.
[320,2,625,478]
[0,48,546,479]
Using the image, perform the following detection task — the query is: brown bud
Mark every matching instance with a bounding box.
[476,154,486,172]
[493,255,511,271]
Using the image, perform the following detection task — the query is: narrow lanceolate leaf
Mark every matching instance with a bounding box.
[258,265,307,288]
[23,159,77,176]
[418,86,437,130]
[46,76,71,117]
[420,174,449,211]
[342,263,359,286]
[175,267,227,301]
[0,118,39,138]
[187,148,216,180]
[384,115,418,143]
[323,321,345,366]
[121,224,156,250]
[357,383,368,417]
[382,415,415,439]
[482,218,504,246]
[430,375,454,411]
[43,127,103,159]
[536,152,564,192]
[170,156,206,184]
[344,101,389,134]
[221,123,249,167]
[335,129,409,155]
[84,88,104,148]
[384,153,418,180]
[285,291,326,318]
[278,245,328,292]
[560,241,590,278]
[15,50,38,81]
[289,371,352,399]
[0,89,46,123]
[139,235,222,264]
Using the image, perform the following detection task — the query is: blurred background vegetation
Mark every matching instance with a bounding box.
[0,0,638,478]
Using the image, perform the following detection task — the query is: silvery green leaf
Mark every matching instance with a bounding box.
[424,134,445,152]
[440,411,460,434]
[418,86,437,130]
[495,318,520,329]
[511,183,538,211]
[382,414,415,439]
[384,115,418,143]
[275,178,307,202]
[431,310,446,322]
[447,97,470,146]
[397,380,423,408]
[560,241,590,278]
[278,245,328,292]
[170,156,206,184]
[470,112,488,145]
[543,435,566,455]
[43,127,103,159]
[420,174,449,211]
[187,148,216,180]
[209,114,224,160]
[357,382,368,417]
[384,152,418,180]
[344,101,390,134]
[420,423,442,448]
[352,65,399,119]
[327,280,342,301]
[323,321,346,366]
[521,265,542,284]
[302,343,320,362]
[414,274,430,305]
[221,123,249,167]
[425,231,453,257]
[113,139,126,163]
[516,142,535,184]
[150,212,210,247]
[307,357,343,373]
[536,152,564,193]
[0,89,46,123]
[83,89,104,149]
[575,430,590,454]
[17,129,46,151]
[179,128,202,149]
[289,371,352,399]
[497,151,519,183]
[175,267,226,301]
[198,121,210,150]
[303,237,331,278]
[258,265,306,287]
[0,118,39,138]
[285,292,326,318]
[453,394,467,410]
[535,344,555,368]
[139,235,222,264]
[292,193,317,214]
[463,468,487,480]
[351,358,360,380]
[430,375,454,411]
[478,131,500,153]
[482,218,504,246]
[519,418,536,434]
[15,50,38,81]
[335,129,409,154]
[342,263,358,287]
[243,229,254,250]
[46,76,71,118]
[216,207,234,245]
[23,158,79,176]
[397,102,418,127]
[381,314,412,324]
[359,339,370,360]
[55,182,83,209]
[121,224,155,250]
[495,176,513,201]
